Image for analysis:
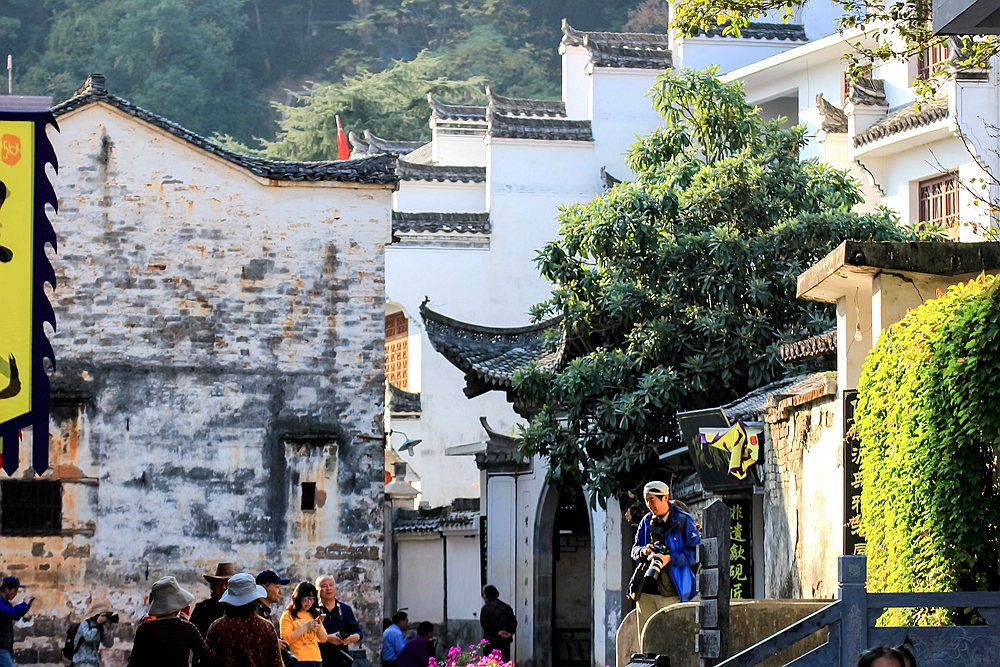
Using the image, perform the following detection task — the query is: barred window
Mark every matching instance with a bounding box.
[385,311,409,390]
[919,173,959,229]
[917,41,950,81]
[0,480,62,536]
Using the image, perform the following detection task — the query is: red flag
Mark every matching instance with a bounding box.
[336,115,350,160]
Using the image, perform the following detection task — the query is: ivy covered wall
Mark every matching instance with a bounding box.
[856,274,1000,622]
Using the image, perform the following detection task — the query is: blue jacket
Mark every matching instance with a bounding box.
[631,509,701,602]
[382,623,406,660]
[0,597,30,651]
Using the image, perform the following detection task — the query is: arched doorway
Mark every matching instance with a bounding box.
[535,485,592,667]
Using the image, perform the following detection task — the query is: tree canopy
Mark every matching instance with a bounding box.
[3,0,638,145]
[512,69,919,505]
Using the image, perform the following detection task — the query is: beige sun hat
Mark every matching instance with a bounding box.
[148,576,195,616]
[84,600,113,620]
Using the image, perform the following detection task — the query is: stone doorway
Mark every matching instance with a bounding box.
[552,487,592,667]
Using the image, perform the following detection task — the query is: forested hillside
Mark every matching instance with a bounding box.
[0,0,663,155]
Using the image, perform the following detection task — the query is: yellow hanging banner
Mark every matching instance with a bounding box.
[0,122,34,424]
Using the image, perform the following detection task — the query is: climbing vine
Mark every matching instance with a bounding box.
[856,274,1000,624]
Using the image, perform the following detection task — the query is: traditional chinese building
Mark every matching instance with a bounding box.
[0,74,395,666]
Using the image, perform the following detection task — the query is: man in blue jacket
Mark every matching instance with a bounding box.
[630,481,701,645]
[0,577,34,667]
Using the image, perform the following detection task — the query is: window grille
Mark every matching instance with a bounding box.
[385,312,409,390]
[917,41,950,81]
[918,173,959,229]
[0,480,62,536]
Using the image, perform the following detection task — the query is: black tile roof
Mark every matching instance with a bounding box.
[854,96,950,148]
[387,383,421,414]
[561,20,672,69]
[778,329,837,362]
[848,77,888,107]
[396,161,486,182]
[722,372,830,422]
[421,300,565,398]
[815,94,847,134]
[700,21,807,41]
[392,212,491,235]
[350,130,425,157]
[486,87,593,142]
[394,507,479,533]
[428,94,487,122]
[54,74,398,185]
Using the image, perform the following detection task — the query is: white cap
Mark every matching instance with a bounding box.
[643,481,670,496]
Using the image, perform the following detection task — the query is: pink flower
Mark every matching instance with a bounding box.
[480,639,489,645]
[429,659,438,667]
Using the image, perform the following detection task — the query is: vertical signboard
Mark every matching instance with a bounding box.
[729,498,753,598]
[0,97,57,476]
[843,390,865,555]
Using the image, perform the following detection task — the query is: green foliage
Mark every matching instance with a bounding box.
[670,0,999,103]
[856,274,1000,622]
[6,0,633,144]
[512,69,918,504]
[16,0,269,140]
[255,51,485,160]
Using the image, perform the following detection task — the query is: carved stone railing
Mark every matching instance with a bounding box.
[716,556,1000,667]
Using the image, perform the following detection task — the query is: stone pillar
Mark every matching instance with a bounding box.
[697,499,731,667]
[838,556,868,666]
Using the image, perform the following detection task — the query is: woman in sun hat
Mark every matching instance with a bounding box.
[70,600,116,667]
[205,573,283,667]
[128,576,218,667]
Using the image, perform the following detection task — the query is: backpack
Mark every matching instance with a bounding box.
[62,621,81,662]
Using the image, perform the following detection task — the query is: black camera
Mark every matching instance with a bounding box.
[339,627,353,640]
[643,543,670,582]
[106,613,120,624]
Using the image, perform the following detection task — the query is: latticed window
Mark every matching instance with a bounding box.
[918,173,959,229]
[0,480,62,536]
[917,41,950,81]
[385,311,409,390]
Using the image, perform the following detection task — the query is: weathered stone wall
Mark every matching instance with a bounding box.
[1,101,393,665]
[762,393,843,600]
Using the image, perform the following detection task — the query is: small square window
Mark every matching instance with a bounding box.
[0,481,62,536]
[301,482,317,512]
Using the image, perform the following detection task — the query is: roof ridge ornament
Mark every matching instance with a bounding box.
[76,73,107,98]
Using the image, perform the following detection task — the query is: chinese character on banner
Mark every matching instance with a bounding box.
[728,498,754,598]
[843,391,866,556]
[0,97,58,476]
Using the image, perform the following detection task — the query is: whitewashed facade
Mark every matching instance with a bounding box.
[375,5,1000,667]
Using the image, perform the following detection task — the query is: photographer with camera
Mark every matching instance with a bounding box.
[630,481,701,645]
[71,601,117,667]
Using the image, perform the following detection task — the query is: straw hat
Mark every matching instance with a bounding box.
[219,573,267,606]
[148,577,195,616]
[204,562,236,584]
[84,600,113,620]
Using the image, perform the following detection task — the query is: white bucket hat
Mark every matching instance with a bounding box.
[148,577,195,616]
[220,572,267,606]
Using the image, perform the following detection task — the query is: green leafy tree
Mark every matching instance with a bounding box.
[18,0,269,140]
[512,69,918,504]
[856,274,1000,623]
[252,51,484,159]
